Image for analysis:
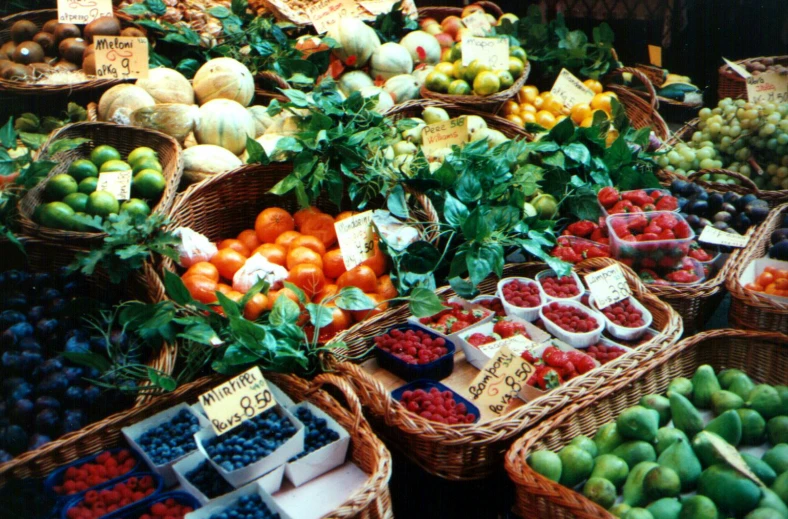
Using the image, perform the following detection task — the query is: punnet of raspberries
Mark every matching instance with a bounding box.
[138,497,195,519]
[399,387,476,424]
[474,297,506,317]
[586,343,628,364]
[54,449,137,495]
[539,275,580,298]
[600,299,646,328]
[542,302,599,333]
[501,279,542,308]
[374,328,449,365]
[65,474,158,519]
[135,409,202,466]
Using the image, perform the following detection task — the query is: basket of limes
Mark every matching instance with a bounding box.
[18,122,183,244]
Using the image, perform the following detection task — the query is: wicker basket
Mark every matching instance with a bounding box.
[259,0,417,25]
[418,1,504,22]
[0,372,394,519]
[726,202,788,333]
[603,67,669,140]
[255,70,289,105]
[328,257,682,480]
[718,56,788,101]
[17,122,183,245]
[0,10,132,95]
[505,328,788,519]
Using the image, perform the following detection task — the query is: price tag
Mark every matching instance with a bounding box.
[584,264,631,309]
[421,116,468,155]
[358,0,395,16]
[647,45,662,67]
[723,57,752,79]
[307,0,362,34]
[699,226,749,248]
[550,68,595,109]
[746,70,788,105]
[200,366,277,435]
[478,335,538,358]
[462,11,491,36]
[335,210,375,270]
[96,170,132,200]
[57,0,113,24]
[94,37,149,79]
[700,431,763,485]
[465,345,535,417]
[461,36,509,68]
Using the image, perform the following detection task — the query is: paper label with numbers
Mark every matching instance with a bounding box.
[358,0,395,16]
[421,116,468,155]
[647,45,662,67]
[699,226,749,248]
[584,264,632,309]
[200,366,277,435]
[461,36,509,68]
[550,68,595,109]
[701,432,763,485]
[746,70,788,105]
[307,0,362,34]
[462,11,491,36]
[478,335,538,358]
[723,57,752,78]
[465,345,535,417]
[335,210,375,270]
[94,37,149,79]
[96,170,132,200]
[57,0,113,24]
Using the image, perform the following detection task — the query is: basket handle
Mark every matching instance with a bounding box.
[476,1,504,17]
[308,373,364,434]
[256,70,291,91]
[686,169,760,192]
[606,66,660,111]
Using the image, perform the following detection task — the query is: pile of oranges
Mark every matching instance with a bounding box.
[180,206,397,340]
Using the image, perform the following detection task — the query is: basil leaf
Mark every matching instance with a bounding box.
[408,287,446,318]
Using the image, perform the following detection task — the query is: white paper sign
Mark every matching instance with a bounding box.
[307,0,363,34]
[699,226,749,248]
[465,345,534,417]
[358,0,396,16]
[746,70,788,105]
[584,264,631,309]
[57,0,113,24]
[421,116,468,155]
[478,335,538,358]
[199,366,277,435]
[462,11,491,36]
[94,36,149,79]
[334,210,375,270]
[550,68,595,109]
[461,36,509,68]
[723,58,752,79]
[96,170,132,200]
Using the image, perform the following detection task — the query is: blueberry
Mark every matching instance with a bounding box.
[30,272,51,290]
[4,291,28,310]
[32,358,63,379]
[28,433,51,450]
[290,407,340,461]
[35,396,61,412]
[135,409,201,465]
[0,310,26,330]
[62,409,85,434]
[11,399,34,425]
[2,322,34,346]
[35,408,59,434]
[109,329,129,350]
[186,459,234,498]
[2,424,28,455]
[0,450,11,462]
[209,493,279,519]
[2,352,21,371]
[25,306,45,324]
[40,288,60,303]
[48,298,66,315]
[62,280,81,298]
[62,367,84,384]
[18,351,43,373]
[89,336,108,353]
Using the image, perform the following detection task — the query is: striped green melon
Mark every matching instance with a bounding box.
[195,99,255,155]
[193,57,255,107]
[383,74,421,103]
[370,42,413,81]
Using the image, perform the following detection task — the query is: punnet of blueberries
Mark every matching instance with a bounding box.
[135,408,202,465]
[203,409,297,472]
[208,493,280,519]
[289,407,340,462]
[185,459,234,499]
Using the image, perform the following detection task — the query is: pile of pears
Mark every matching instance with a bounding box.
[527,365,788,519]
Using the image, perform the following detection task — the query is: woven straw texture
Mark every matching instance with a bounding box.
[260,0,416,26]
[18,122,183,245]
[505,328,788,519]
[0,10,131,95]
[718,56,788,101]
[329,257,682,480]
[727,202,788,332]
[603,67,669,140]
[0,372,394,519]
[418,2,504,21]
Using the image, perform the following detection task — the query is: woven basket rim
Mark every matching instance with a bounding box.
[718,55,788,82]
[604,66,670,140]
[417,1,505,19]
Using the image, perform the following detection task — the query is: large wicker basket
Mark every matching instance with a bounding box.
[603,67,669,140]
[418,1,504,23]
[718,56,788,101]
[726,202,788,333]
[18,122,183,245]
[328,257,682,480]
[505,328,788,519]
[0,372,394,519]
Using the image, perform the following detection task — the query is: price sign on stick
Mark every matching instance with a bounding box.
[550,68,595,109]
[478,335,538,358]
[461,36,509,68]
[746,70,788,105]
[647,45,662,67]
[584,264,632,309]
[723,57,752,79]
[462,11,491,36]
[200,366,277,435]
[465,345,535,417]
[335,210,375,270]
[57,0,112,24]
[699,226,749,248]
[421,116,468,155]
[358,0,396,16]
[96,170,132,200]
[307,0,362,34]
[94,37,149,79]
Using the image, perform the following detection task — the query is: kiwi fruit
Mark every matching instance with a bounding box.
[42,20,59,34]
[12,41,44,65]
[82,53,96,75]
[32,32,57,56]
[83,17,120,43]
[83,43,95,59]
[0,41,16,60]
[53,24,80,45]
[58,38,87,66]
[10,20,38,44]
[120,27,146,38]
[52,60,78,72]
[1,62,28,80]
[0,59,13,74]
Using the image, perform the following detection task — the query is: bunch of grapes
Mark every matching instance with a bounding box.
[658,98,788,190]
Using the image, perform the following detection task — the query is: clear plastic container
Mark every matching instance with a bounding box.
[607,211,695,270]
[470,295,506,317]
[374,325,456,381]
[391,379,480,424]
[536,269,584,303]
[598,188,677,216]
[554,236,610,264]
[496,277,546,322]
[584,337,634,365]
[589,295,653,341]
[658,257,707,286]
[407,297,494,342]
[538,300,605,349]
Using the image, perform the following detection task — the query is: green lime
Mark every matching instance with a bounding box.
[67,159,98,182]
[90,145,121,168]
[62,192,89,212]
[100,160,131,173]
[39,201,75,230]
[424,71,451,93]
[448,43,462,63]
[509,46,527,61]
[131,158,162,175]
[32,204,44,223]
[78,177,98,194]
[496,69,514,90]
[452,60,466,81]
[464,59,490,84]
[44,174,78,201]
[71,211,94,232]
[508,56,524,78]
[448,79,472,95]
[473,70,501,96]
[128,146,158,166]
[86,190,120,217]
[120,198,151,217]
[132,169,166,199]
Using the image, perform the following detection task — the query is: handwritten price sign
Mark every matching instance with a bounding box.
[94,36,149,79]
[307,0,362,34]
[461,11,491,36]
[57,0,112,24]
[335,210,375,270]
[200,366,277,435]
[478,335,538,358]
[550,68,595,109]
[97,170,132,200]
[465,345,534,417]
[584,264,631,309]
[699,226,749,248]
[461,36,509,68]
[746,71,788,105]
[723,57,751,79]
[421,116,468,155]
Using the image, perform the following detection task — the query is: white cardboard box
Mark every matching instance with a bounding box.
[274,462,368,519]
[284,402,350,487]
[184,479,293,519]
[406,296,494,342]
[456,317,552,370]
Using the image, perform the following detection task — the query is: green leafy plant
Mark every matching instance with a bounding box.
[372,1,418,43]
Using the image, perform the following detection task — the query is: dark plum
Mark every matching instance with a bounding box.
[64,336,90,354]
[737,193,758,210]
[720,202,737,214]
[746,204,770,223]
[37,372,68,394]
[34,396,60,412]
[714,211,732,223]
[0,310,26,329]
[698,218,712,229]
[89,336,107,353]
[62,366,83,384]
[713,221,730,231]
[83,386,100,405]
[732,213,752,233]
[30,272,51,290]
[63,328,88,342]
[707,193,724,214]
[685,214,701,227]
[28,433,51,449]
[18,337,42,354]
[2,322,34,346]
[1,352,21,371]
[48,298,66,315]
[770,241,788,261]
[0,450,11,462]
[11,399,34,424]
[4,292,28,310]
[35,318,59,338]
[772,229,788,245]
[18,351,43,373]
[26,306,46,324]
[62,280,81,297]
[695,190,709,201]
[8,381,32,403]
[32,358,63,379]
[40,288,60,302]
[64,386,84,405]
[109,329,128,350]
[2,377,25,395]
[723,191,739,204]
[686,199,708,216]
[670,179,691,197]
[34,408,59,434]
[3,424,28,455]
[62,409,85,434]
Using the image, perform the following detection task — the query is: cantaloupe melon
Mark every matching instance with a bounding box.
[182,144,243,184]
[98,84,155,125]
[193,57,255,107]
[247,105,275,138]
[195,99,255,155]
[130,103,198,143]
[399,31,441,65]
[338,70,374,97]
[370,42,413,81]
[383,74,420,103]
[327,17,380,68]
[136,67,195,104]
[359,86,394,113]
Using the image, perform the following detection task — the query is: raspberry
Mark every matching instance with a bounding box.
[540,275,580,299]
[601,299,645,328]
[501,280,542,308]
[376,328,451,365]
[399,386,476,424]
[542,302,599,333]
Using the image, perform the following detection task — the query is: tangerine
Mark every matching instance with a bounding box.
[334,211,356,222]
[216,283,233,295]
[287,246,323,270]
[287,264,326,298]
[255,207,294,243]
[583,79,604,94]
[315,284,339,303]
[293,206,322,229]
[289,235,326,256]
[300,213,337,247]
[274,230,302,250]
[218,238,251,257]
[337,265,377,293]
[183,261,219,283]
[236,229,261,252]
[252,243,287,267]
[183,275,218,304]
[211,248,247,281]
[269,287,301,308]
[322,249,347,279]
[243,293,269,321]
[377,274,398,300]
[360,240,387,277]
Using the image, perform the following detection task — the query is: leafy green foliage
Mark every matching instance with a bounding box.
[372,1,418,42]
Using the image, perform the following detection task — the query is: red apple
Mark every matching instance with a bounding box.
[441,16,463,39]
[434,32,454,48]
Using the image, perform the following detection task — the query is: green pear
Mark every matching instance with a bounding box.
[624,508,656,519]
[570,435,598,458]
[729,374,756,400]
[617,406,660,442]
[692,365,721,409]
[611,504,633,518]
[641,394,672,426]
[583,477,617,509]
[679,495,719,519]
[613,441,657,469]
[527,450,562,482]
[757,488,788,518]
[558,445,594,488]
[656,427,689,456]
[718,368,746,389]
[591,454,630,489]
[595,422,624,456]
[744,509,785,519]
[738,409,767,445]
[698,464,761,517]
[748,385,783,420]
[670,392,705,438]
[775,386,788,415]
[711,390,744,415]
[623,461,659,507]
[705,410,743,446]
[762,443,788,474]
[771,471,788,509]
[644,466,681,500]
[422,106,450,124]
[659,437,702,491]
[647,498,682,519]
[692,431,727,468]
[667,377,693,400]
[766,416,788,445]
[741,453,777,486]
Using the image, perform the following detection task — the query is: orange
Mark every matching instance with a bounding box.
[590,92,617,114]
[252,243,287,267]
[236,229,261,252]
[218,239,251,257]
[520,111,536,124]
[268,287,301,308]
[216,283,233,295]
[211,248,247,281]
[532,96,545,110]
[517,85,538,104]
[215,290,243,317]
[583,79,603,94]
[360,240,387,277]
[183,261,219,283]
[294,206,322,229]
[322,248,347,279]
[289,235,326,256]
[570,103,592,125]
[334,211,356,223]
[519,103,537,114]
[287,246,323,270]
[328,304,352,333]
[315,283,339,303]
[300,213,337,248]
[350,293,389,321]
[545,98,567,116]
[337,265,377,293]
[275,230,302,250]
[183,275,218,304]
[502,100,520,116]
[377,274,398,300]
[243,293,268,321]
[287,263,326,298]
[535,110,556,129]
[255,207,295,243]
[505,114,524,127]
